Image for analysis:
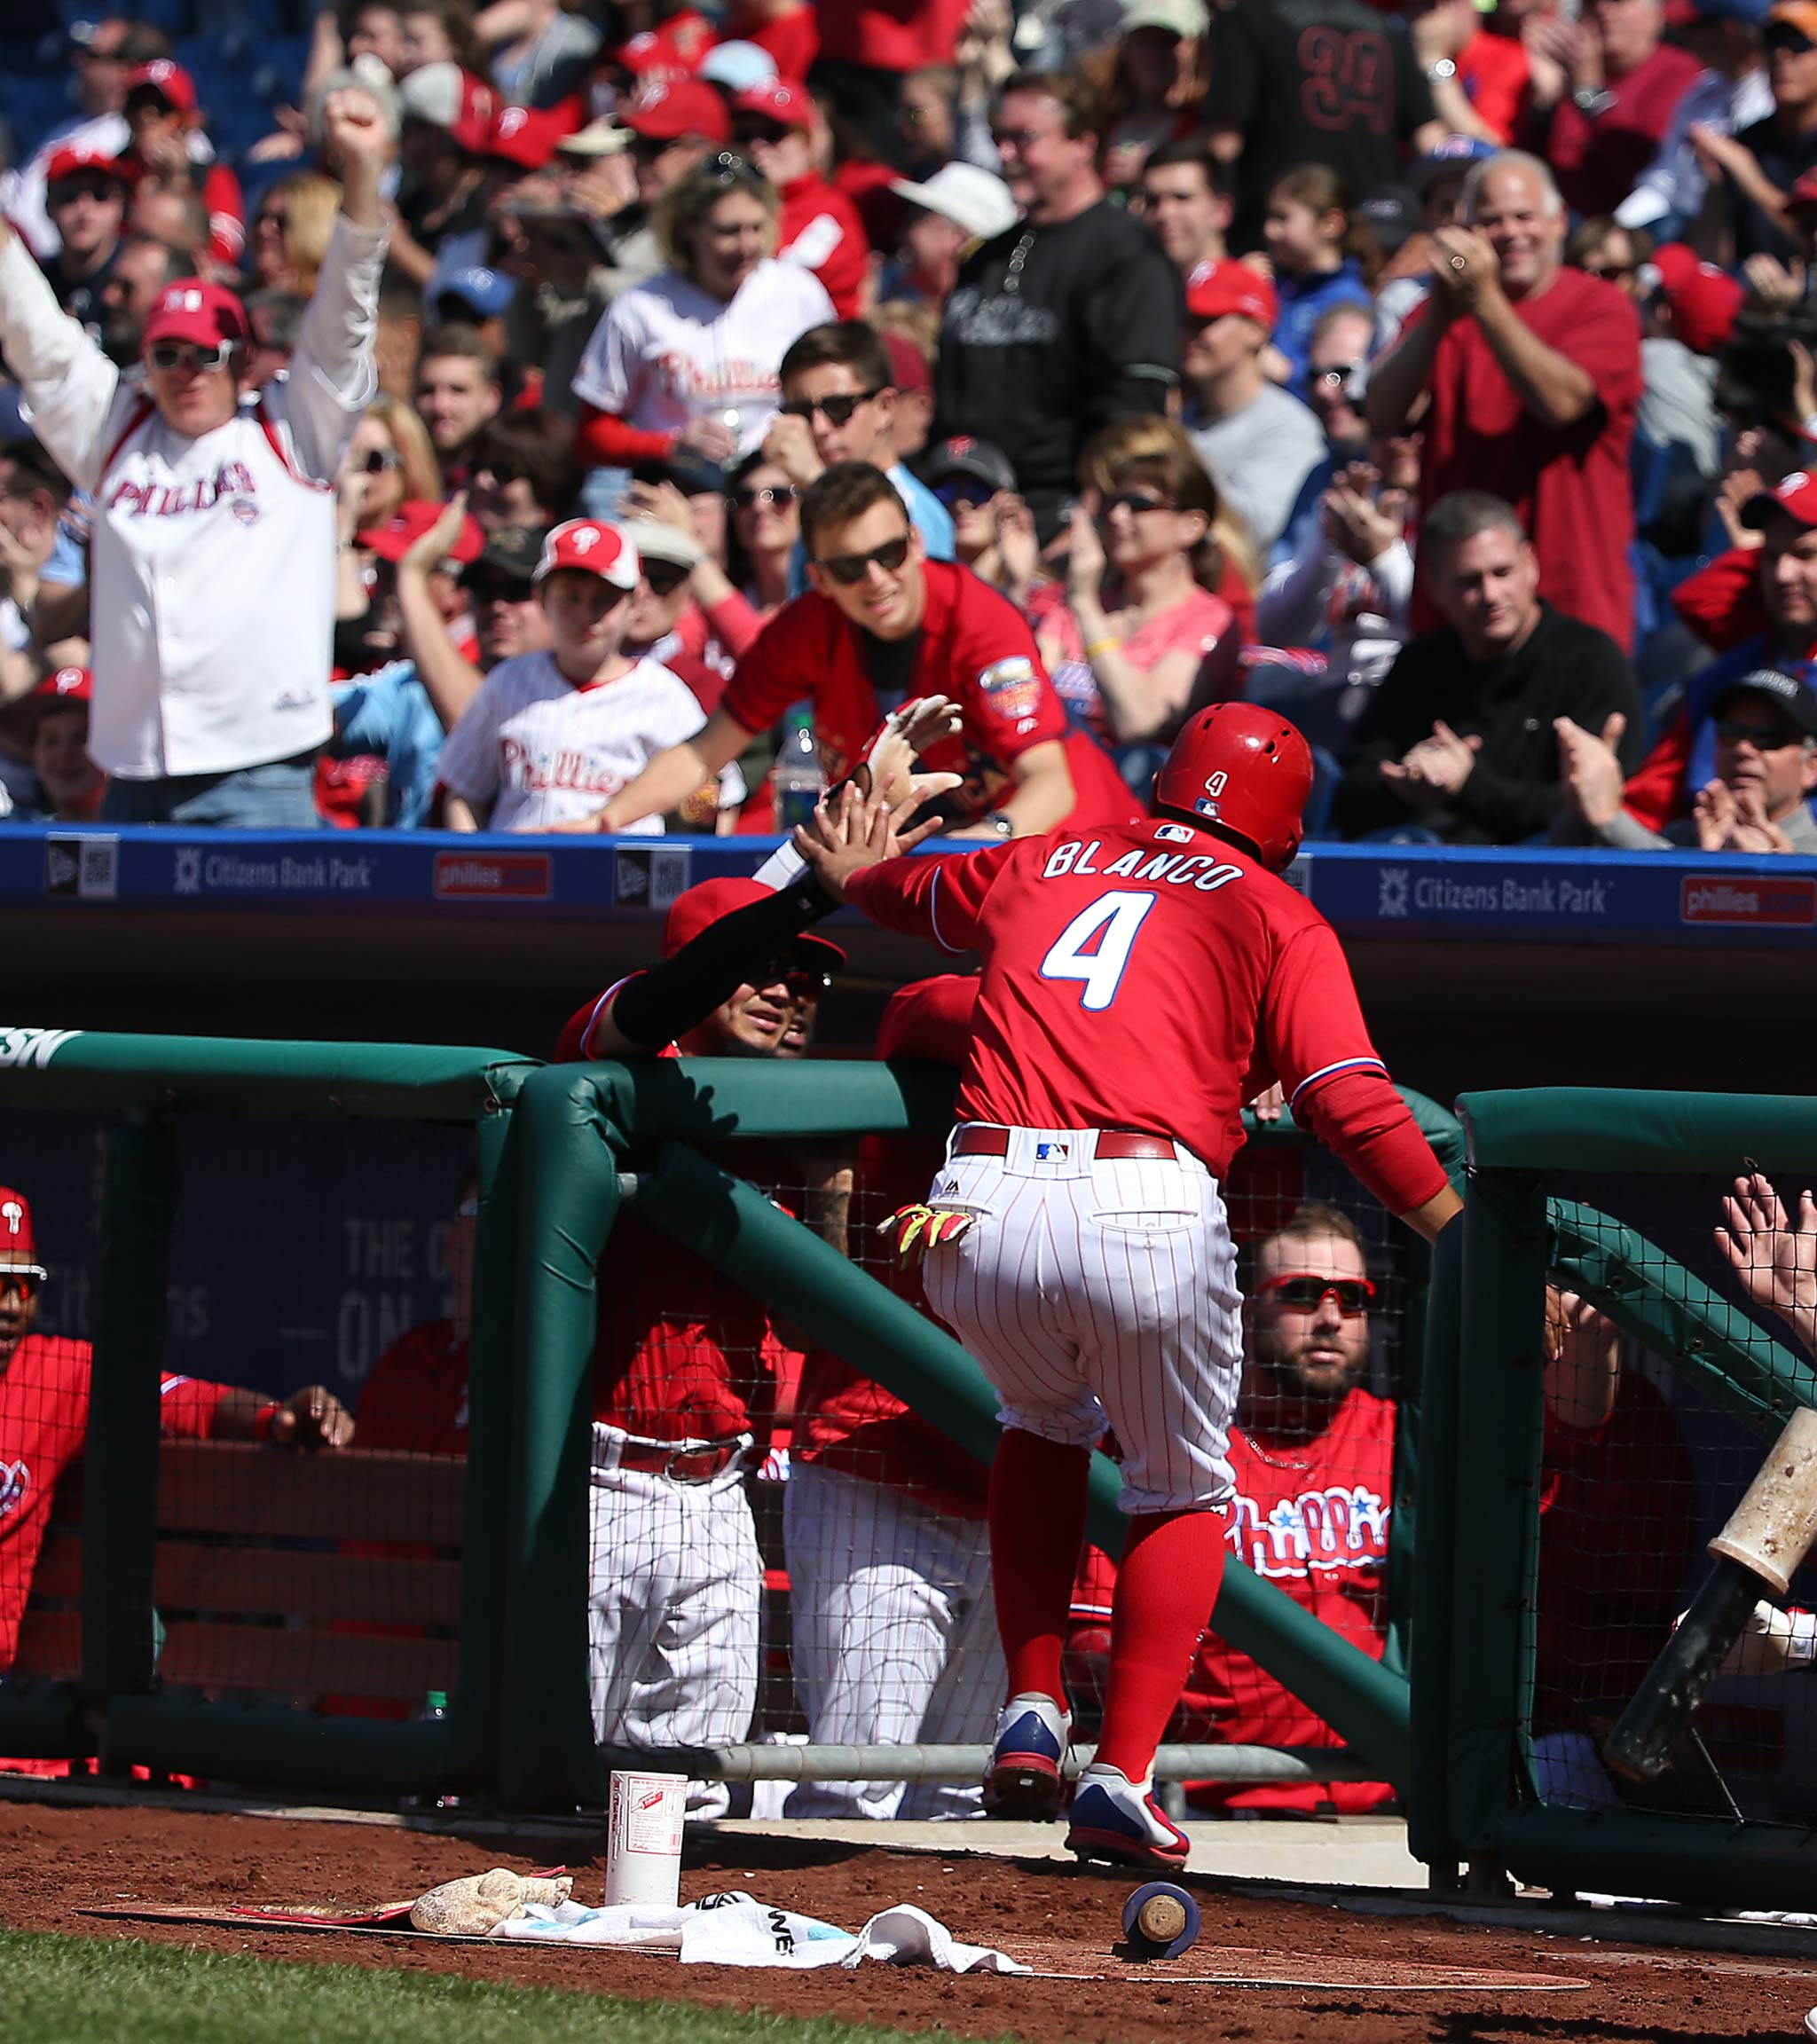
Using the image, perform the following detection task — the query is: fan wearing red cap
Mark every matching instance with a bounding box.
[121,60,246,269]
[41,148,129,335]
[432,517,719,831]
[1181,259,1326,556]
[21,668,106,823]
[0,1183,358,1678]
[729,79,869,318]
[789,723,1459,1866]
[619,80,733,208]
[0,85,393,824]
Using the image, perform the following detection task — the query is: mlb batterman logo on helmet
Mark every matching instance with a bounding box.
[1150,703,1315,874]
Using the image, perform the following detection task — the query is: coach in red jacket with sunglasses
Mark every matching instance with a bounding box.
[575,461,1137,838]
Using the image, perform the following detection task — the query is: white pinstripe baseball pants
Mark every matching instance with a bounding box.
[920,1127,1243,1514]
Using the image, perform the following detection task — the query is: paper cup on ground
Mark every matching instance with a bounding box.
[605,1769,687,1906]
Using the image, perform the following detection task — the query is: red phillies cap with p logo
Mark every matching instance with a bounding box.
[33,665,91,704]
[1184,259,1278,330]
[142,279,250,352]
[731,76,814,129]
[0,1188,45,1280]
[125,59,198,112]
[1742,470,1817,531]
[533,518,641,587]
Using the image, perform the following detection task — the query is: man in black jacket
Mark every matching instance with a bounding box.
[1334,491,1643,844]
[932,70,1181,542]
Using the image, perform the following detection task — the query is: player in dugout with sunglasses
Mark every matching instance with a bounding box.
[559,460,1137,838]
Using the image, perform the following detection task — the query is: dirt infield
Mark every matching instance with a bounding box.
[2,1796,1814,2041]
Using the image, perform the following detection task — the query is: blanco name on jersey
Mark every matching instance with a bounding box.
[436,651,706,833]
[1042,837,1245,892]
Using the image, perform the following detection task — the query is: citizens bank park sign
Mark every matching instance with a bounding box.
[6,832,1816,945]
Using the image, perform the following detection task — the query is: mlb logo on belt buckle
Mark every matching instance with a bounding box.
[1035,1141,1069,1160]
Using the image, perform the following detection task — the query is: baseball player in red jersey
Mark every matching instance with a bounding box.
[0,1186,354,1673]
[555,877,853,1812]
[570,463,1137,838]
[795,703,1462,1869]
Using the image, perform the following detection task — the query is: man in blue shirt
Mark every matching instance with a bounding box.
[765,321,955,596]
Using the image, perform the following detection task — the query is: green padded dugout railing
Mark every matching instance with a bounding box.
[0,1029,534,1798]
[498,1057,1463,1810]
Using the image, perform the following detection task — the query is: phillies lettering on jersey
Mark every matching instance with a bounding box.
[106,458,260,519]
[1229,1475,1390,1579]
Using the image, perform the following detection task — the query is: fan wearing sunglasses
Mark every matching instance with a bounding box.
[582,461,1143,838]
[764,321,955,578]
[0,84,394,829]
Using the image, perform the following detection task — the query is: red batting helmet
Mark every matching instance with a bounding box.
[1150,703,1315,872]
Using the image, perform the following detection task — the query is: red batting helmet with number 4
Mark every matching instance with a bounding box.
[1151,703,1315,873]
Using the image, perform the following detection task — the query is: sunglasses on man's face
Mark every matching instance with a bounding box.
[733,482,797,511]
[758,955,832,999]
[641,560,691,596]
[147,339,237,373]
[813,532,911,585]
[1310,360,1365,398]
[1714,714,1803,748]
[468,574,536,604]
[1769,27,1816,52]
[0,1270,40,1301]
[779,389,882,428]
[1255,1273,1376,1315]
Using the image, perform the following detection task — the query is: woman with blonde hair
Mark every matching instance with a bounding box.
[1025,417,1246,745]
[571,153,834,471]
[334,395,444,619]
[248,172,345,297]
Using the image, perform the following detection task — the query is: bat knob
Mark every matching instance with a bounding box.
[1121,1882,1200,1960]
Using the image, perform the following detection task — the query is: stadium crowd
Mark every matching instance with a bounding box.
[0,0,1811,846]
[4,0,1817,1828]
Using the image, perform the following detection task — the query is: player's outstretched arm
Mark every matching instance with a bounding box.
[193,1384,356,1449]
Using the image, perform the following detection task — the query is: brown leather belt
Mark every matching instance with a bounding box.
[951,1125,1179,1163]
[615,1438,747,1483]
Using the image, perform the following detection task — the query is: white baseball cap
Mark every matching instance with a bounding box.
[1122,0,1210,35]
[696,39,778,91]
[887,162,1019,243]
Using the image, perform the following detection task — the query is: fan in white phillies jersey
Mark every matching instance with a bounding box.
[0,87,392,829]
[435,518,710,833]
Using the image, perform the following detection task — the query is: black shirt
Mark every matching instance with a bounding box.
[44,246,116,341]
[932,199,1181,540]
[1333,602,1645,845]
[1208,0,1435,247]
[1726,114,1817,266]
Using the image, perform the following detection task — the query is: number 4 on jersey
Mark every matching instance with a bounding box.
[1038,890,1157,1011]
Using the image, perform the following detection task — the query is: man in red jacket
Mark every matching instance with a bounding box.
[570,463,1136,837]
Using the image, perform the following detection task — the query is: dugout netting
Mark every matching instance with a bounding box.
[0,1033,531,1798]
[566,1064,1449,1814]
[1417,1088,1817,1912]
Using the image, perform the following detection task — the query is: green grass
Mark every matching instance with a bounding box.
[2,1927,987,2044]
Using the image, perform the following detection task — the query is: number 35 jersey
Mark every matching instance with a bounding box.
[844,818,1443,1205]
